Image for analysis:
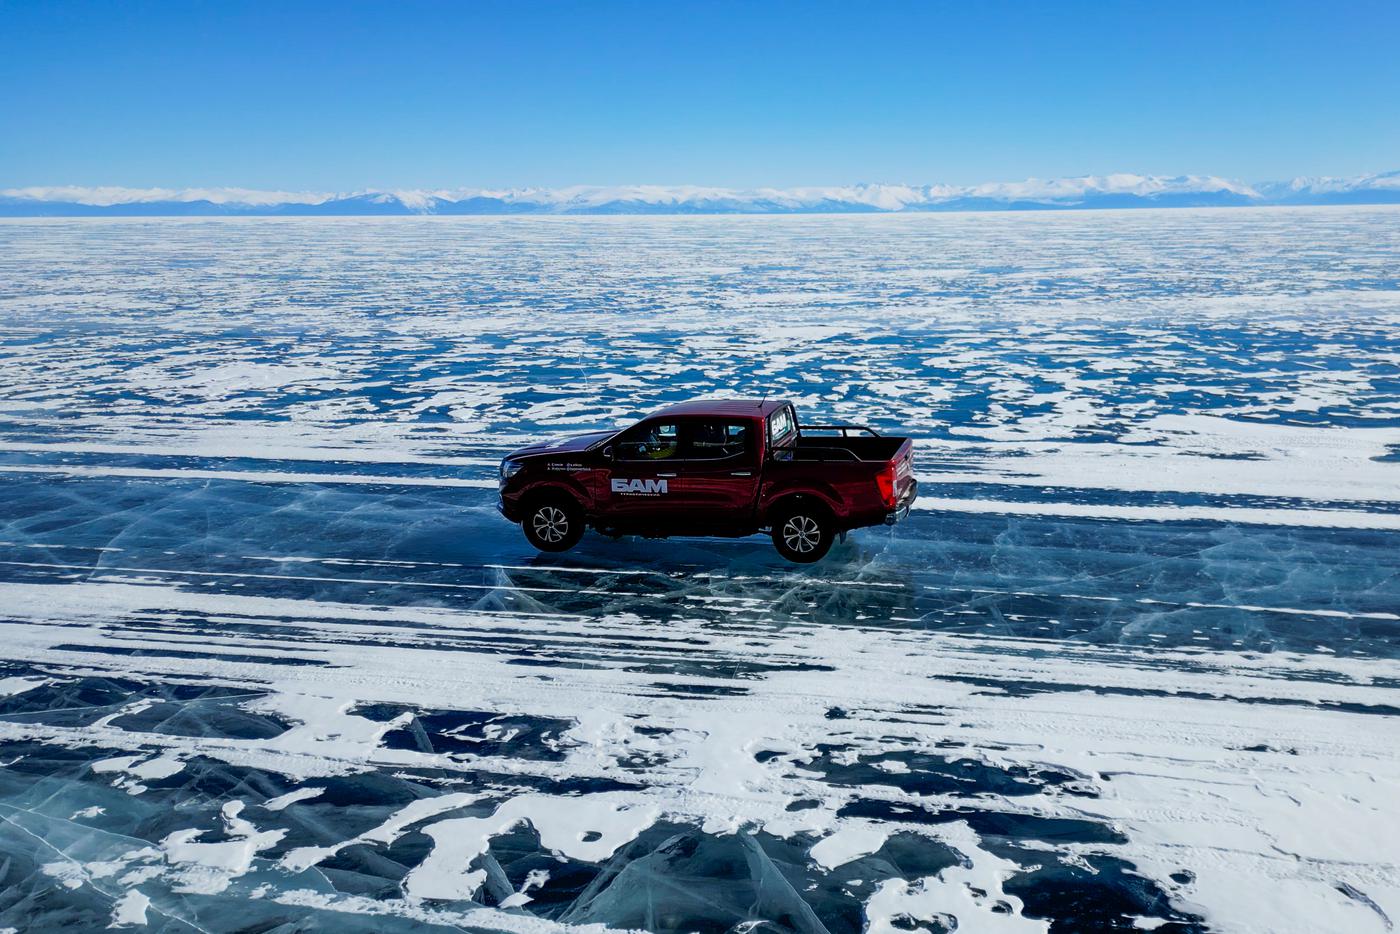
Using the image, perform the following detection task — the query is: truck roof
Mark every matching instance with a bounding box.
[645,398,789,420]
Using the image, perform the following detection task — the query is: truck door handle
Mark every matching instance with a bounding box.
[657,472,677,477]
[730,471,752,477]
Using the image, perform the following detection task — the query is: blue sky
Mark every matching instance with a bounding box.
[2,0,1397,189]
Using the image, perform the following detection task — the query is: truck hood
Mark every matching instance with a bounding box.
[505,429,615,460]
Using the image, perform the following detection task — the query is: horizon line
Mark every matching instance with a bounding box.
[3,169,1398,216]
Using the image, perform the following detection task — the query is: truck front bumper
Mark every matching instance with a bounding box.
[884,478,918,526]
[498,496,522,523]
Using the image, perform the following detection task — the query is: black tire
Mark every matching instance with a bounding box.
[521,496,585,552]
[771,501,835,563]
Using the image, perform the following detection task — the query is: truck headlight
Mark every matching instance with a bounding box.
[500,460,524,482]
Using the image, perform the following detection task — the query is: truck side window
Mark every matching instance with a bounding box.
[616,422,679,460]
[685,421,750,460]
[767,406,795,447]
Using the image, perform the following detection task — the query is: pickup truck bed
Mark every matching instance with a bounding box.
[497,399,918,562]
[788,432,907,462]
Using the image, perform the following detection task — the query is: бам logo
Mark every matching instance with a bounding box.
[611,478,668,494]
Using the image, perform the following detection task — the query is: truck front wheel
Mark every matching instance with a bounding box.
[522,497,585,553]
[771,503,835,563]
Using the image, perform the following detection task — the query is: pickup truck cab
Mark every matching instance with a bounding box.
[498,400,917,562]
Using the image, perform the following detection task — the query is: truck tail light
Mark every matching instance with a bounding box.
[876,464,897,509]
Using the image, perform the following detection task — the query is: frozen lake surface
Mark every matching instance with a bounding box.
[0,209,1398,933]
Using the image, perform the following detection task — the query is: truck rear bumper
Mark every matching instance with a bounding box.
[883,478,918,526]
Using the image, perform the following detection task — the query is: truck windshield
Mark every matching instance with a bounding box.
[767,406,796,447]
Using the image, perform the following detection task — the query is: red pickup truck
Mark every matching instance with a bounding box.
[498,399,917,562]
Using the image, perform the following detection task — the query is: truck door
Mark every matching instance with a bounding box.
[600,419,688,524]
[667,419,762,528]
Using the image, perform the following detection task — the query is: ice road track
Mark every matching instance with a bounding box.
[1,210,1399,932]
[0,513,1397,934]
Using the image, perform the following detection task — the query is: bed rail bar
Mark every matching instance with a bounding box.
[798,423,882,438]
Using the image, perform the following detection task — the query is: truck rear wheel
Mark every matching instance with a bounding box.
[522,497,585,553]
[771,503,834,563]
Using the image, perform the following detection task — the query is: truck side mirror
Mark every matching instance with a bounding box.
[602,445,615,460]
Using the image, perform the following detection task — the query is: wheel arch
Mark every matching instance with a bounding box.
[762,489,838,528]
[518,480,589,513]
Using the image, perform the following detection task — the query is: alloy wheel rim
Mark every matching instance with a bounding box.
[533,506,568,543]
[782,515,820,553]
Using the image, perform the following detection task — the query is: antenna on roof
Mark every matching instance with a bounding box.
[575,345,596,400]
[757,390,767,408]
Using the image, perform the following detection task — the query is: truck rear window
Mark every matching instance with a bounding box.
[767,406,795,446]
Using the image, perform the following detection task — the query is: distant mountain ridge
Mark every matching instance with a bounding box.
[3,171,1398,216]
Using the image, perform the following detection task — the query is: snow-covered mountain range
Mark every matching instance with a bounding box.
[3,171,1398,216]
